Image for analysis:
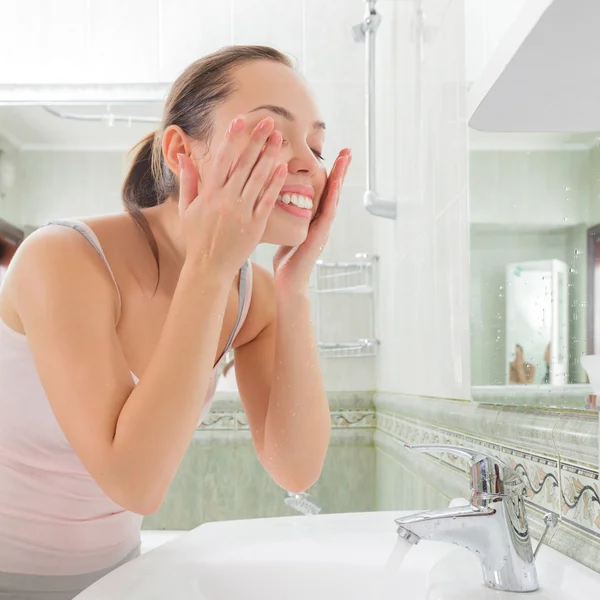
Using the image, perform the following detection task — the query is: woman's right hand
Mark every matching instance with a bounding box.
[178,115,287,279]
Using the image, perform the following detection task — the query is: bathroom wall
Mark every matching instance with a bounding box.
[0,135,21,227]
[0,0,378,392]
[373,0,470,401]
[143,393,376,529]
[470,150,591,227]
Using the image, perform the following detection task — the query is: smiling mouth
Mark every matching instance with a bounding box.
[276,193,313,209]
[275,193,313,219]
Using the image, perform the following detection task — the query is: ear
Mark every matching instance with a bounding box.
[162,125,192,178]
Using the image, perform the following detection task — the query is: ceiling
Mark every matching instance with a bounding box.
[0,103,162,151]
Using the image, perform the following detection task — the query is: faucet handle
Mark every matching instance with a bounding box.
[405,444,526,497]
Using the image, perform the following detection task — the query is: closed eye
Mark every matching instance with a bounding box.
[281,137,325,161]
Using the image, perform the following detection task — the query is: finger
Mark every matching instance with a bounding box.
[209,114,246,188]
[320,180,342,222]
[227,117,275,193]
[255,162,288,220]
[241,131,282,206]
[330,152,350,185]
[342,151,352,179]
[177,153,199,213]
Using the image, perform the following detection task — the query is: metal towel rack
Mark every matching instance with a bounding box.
[352,0,397,220]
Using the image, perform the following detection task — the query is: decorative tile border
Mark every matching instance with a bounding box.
[198,408,376,432]
[194,392,376,450]
[375,393,600,574]
[561,462,600,534]
[377,410,561,515]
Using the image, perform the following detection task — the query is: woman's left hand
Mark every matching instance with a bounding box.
[273,148,352,292]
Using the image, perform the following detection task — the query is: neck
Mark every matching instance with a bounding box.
[143,200,187,270]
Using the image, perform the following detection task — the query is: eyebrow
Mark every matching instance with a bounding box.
[249,104,326,131]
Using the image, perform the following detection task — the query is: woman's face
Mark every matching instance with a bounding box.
[191,60,328,247]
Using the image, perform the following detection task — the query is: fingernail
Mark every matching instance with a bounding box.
[228,115,245,133]
[259,117,274,132]
[277,162,288,176]
[177,153,185,170]
[269,131,282,147]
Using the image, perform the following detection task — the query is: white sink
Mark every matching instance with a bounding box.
[75,511,600,599]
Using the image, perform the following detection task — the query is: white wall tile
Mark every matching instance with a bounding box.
[16,151,126,226]
[0,0,88,84]
[320,185,374,262]
[375,0,470,399]
[304,0,364,83]
[470,150,591,227]
[158,0,232,82]
[0,136,22,226]
[232,0,303,70]
[87,0,160,83]
[311,82,365,188]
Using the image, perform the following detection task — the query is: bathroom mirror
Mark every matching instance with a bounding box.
[469,129,600,407]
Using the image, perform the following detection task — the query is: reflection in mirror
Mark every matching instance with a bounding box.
[469,130,600,397]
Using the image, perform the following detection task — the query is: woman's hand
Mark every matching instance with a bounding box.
[272,148,352,292]
[179,115,287,280]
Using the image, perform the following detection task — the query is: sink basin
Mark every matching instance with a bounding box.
[75,511,600,599]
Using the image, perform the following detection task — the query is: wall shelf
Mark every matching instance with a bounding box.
[317,340,380,359]
[314,254,379,359]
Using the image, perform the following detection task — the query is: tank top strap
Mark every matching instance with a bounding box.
[45,219,122,313]
[218,260,253,362]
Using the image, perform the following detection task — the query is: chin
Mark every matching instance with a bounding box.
[262,218,310,247]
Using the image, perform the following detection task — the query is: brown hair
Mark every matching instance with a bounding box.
[122,45,294,279]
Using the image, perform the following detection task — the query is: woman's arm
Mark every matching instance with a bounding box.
[234,150,352,492]
[234,266,330,493]
[12,227,232,515]
[9,115,286,514]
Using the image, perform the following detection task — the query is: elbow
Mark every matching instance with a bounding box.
[125,496,164,517]
[270,460,326,495]
[107,481,167,516]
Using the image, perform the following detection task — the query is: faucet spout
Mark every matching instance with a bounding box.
[396,499,538,592]
[396,444,541,593]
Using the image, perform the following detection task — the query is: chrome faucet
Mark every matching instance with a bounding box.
[395,444,556,593]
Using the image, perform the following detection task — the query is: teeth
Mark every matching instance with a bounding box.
[277,194,313,209]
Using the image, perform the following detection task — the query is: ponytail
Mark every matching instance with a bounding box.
[122,132,162,278]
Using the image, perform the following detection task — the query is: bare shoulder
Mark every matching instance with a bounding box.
[1,224,120,329]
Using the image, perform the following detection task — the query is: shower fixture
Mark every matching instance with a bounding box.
[352,0,397,220]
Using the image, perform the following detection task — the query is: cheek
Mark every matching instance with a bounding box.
[314,167,328,200]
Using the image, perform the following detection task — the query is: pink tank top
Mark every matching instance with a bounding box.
[0,220,253,576]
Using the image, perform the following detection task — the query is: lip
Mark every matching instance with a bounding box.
[276,202,313,220]
[279,184,315,199]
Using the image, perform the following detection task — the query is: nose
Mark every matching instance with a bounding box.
[286,143,321,177]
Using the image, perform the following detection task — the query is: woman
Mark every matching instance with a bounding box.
[509,344,536,384]
[0,45,351,598]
